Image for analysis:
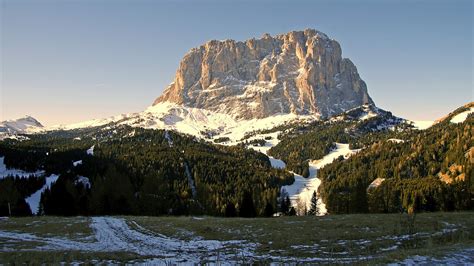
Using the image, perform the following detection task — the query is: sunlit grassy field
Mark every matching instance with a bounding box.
[0,212,473,264]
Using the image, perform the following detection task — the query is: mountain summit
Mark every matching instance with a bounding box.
[154,29,373,119]
[0,116,43,134]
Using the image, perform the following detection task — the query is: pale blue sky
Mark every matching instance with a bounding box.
[1,0,472,125]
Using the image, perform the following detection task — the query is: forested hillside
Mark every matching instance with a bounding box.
[318,104,473,214]
[268,106,412,176]
[0,126,293,216]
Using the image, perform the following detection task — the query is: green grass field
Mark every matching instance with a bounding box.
[0,212,473,264]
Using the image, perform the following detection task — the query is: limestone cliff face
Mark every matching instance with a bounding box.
[154,29,373,119]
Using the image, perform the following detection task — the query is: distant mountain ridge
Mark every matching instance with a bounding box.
[0,116,43,134]
[154,29,373,120]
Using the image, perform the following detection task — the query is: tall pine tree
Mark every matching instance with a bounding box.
[308,191,319,216]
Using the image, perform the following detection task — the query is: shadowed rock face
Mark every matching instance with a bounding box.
[154,29,373,120]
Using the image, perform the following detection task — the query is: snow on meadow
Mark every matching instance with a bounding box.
[0,217,256,263]
[390,248,474,265]
[1,215,470,263]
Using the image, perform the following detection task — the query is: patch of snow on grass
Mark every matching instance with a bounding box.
[25,174,59,215]
[0,217,257,263]
[389,247,474,265]
[73,160,82,167]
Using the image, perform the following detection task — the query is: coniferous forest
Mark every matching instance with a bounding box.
[0,126,293,217]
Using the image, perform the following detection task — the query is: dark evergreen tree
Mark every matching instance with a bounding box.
[224,202,237,217]
[263,202,274,217]
[288,207,297,216]
[278,190,290,215]
[239,191,256,217]
[308,191,318,216]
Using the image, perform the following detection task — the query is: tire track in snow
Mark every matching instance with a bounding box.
[0,217,255,263]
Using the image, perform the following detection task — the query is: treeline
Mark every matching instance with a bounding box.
[319,111,473,214]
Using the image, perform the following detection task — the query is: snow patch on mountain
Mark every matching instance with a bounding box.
[411,120,434,130]
[87,145,95,155]
[450,107,474,124]
[25,174,59,215]
[0,157,45,179]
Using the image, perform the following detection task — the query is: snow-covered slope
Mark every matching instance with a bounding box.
[411,120,434,130]
[49,102,318,142]
[331,104,380,121]
[0,116,43,134]
[243,127,358,216]
[450,107,474,124]
[25,174,59,215]
[282,143,358,215]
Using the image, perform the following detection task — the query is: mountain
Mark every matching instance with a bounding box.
[0,116,43,134]
[2,29,470,218]
[154,29,372,120]
[50,29,377,141]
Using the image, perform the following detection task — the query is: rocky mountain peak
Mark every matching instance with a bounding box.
[0,116,44,134]
[154,29,373,120]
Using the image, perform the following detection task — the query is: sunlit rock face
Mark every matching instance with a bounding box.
[154,29,373,120]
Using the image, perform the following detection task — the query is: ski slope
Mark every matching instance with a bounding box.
[25,174,59,215]
[282,143,358,215]
[244,128,358,215]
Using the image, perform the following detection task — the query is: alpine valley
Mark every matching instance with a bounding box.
[1,29,472,221]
